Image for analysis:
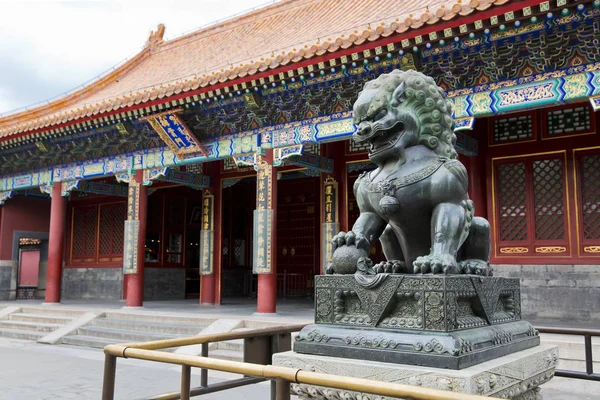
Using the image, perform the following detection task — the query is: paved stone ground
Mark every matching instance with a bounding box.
[0,336,598,400]
[1,299,600,399]
[0,338,271,400]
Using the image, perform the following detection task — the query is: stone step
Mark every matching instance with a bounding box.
[61,334,176,352]
[542,338,600,362]
[76,326,185,342]
[92,318,206,335]
[216,327,252,351]
[104,312,213,326]
[0,320,62,333]
[558,359,600,372]
[19,307,86,318]
[208,348,244,362]
[0,327,46,341]
[9,313,75,325]
[62,335,124,349]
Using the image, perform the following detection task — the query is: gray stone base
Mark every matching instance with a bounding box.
[144,267,185,301]
[62,267,123,300]
[0,260,17,301]
[273,344,558,400]
[294,321,540,369]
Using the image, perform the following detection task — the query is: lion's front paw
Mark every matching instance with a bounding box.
[331,231,369,252]
[413,253,459,274]
[459,259,493,276]
[373,260,407,274]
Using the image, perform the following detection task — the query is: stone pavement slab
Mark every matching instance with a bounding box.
[0,338,270,400]
[0,336,599,400]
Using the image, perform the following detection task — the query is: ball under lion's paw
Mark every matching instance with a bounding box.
[328,245,368,274]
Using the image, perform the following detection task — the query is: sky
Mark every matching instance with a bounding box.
[0,0,273,115]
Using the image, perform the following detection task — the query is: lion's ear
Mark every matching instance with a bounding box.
[390,82,406,107]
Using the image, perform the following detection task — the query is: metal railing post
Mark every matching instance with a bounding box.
[181,365,191,400]
[101,354,117,400]
[201,342,209,387]
[585,334,594,375]
[276,379,291,400]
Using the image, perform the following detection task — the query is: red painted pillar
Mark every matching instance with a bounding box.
[466,154,487,219]
[126,170,148,307]
[257,149,277,314]
[201,161,220,305]
[45,184,66,303]
[332,141,348,232]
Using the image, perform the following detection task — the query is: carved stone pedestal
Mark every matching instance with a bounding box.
[273,344,558,400]
[297,275,540,369]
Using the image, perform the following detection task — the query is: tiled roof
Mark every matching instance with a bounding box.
[0,0,511,139]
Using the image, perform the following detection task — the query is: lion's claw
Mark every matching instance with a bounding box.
[331,231,369,253]
[459,259,493,276]
[413,253,459,275]
[373,260,406,274]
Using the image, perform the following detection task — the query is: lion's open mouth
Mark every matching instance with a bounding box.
[368,129,403,154]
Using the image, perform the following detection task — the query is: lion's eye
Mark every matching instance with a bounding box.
[374,108,388,121]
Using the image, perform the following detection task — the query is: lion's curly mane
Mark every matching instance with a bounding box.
[361,69,457,159]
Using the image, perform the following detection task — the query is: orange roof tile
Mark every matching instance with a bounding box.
[0,0,512,139]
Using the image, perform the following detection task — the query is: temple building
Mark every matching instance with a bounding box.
[0,0,598,320]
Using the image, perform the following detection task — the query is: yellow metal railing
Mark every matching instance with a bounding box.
[101,325,498,400]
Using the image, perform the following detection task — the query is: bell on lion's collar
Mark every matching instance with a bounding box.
[379,195,401,216]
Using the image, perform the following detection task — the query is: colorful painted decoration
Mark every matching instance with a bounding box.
[143,110,208,160]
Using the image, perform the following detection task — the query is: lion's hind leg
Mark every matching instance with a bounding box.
[458,216,492,276]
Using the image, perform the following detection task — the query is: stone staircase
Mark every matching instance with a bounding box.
[0,307,87,341]
[541,333,600,372]
[208,320,293,362]
[61,312,213,350]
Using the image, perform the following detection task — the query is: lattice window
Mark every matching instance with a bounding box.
[185,163,203,174]
[532,159,565,240]
[546,106,592,136]
[579,153,600,240]
[113,205,126,254]
[492,114,533,144]
[223,158,237,170]
[71,206,98,261]
[72,208,86,257]
[348,139,370,153]
[99,207,113,255]
[84,208,97,256]
[303,143,320,155]
[497,162,528,242]
[98,203,127,258]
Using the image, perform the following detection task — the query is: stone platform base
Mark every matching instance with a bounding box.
[273,344,558,400]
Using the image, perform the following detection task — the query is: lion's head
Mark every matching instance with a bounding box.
[352,69,457,165]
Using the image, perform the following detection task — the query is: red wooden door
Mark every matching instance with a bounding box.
[19,250,40,287]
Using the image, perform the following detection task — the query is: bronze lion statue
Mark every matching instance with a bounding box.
[327,69,491,276]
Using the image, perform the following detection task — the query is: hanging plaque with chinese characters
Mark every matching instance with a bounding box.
[323,176,338,223]
[123,220,140,274]
[200,191,214,275]
[253,209,274,274]
[123,178,140,274]
[253,158,274,274]
[322,176,339,273]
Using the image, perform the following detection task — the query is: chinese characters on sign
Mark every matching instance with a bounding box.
[253,158,274,274]
[200,191,214,276]
[123,179,140,274]
[324,176,338,223]
[143,110,207,160]
[322,176,339,273]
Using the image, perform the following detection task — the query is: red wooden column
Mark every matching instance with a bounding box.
[256,149,277,314]
[466,154,488,219]
[125,170,148,307]
[200,162,220,305]
[45,184,66,303]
